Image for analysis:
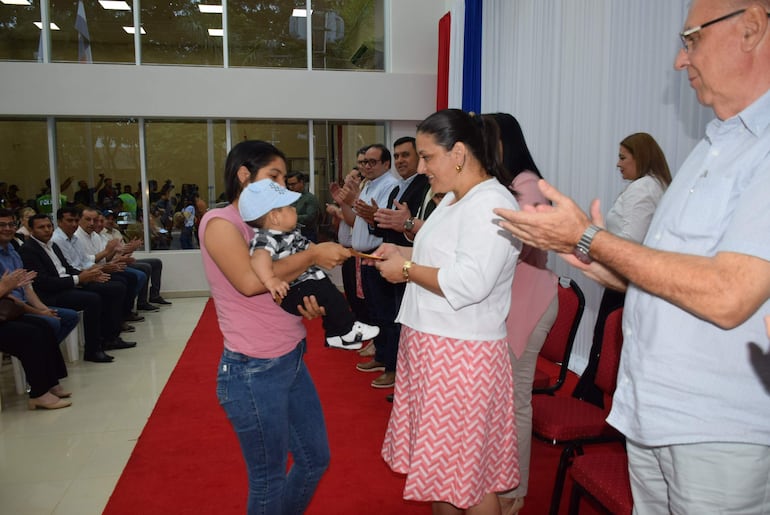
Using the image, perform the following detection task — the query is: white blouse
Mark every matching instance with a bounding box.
[605,174,666,243]
[396,179,521,341]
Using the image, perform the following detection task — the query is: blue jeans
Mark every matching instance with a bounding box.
[216,341,330,515]
[25,307,80,344]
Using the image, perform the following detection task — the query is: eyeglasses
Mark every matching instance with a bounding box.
[358,158,382,167]
[0,221,18,229]
[679,9,747,53]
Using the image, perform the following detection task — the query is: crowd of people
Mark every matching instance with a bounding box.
[0,175,210,251]
[0,200,173,409]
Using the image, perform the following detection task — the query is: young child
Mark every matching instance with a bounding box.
[239,179,379,350]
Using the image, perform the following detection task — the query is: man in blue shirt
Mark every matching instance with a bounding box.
[494,1,770,512]
[0,209,79,345]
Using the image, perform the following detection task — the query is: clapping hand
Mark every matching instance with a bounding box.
[373,200,411,232]
[354,198,378,225]
[0,269,36,291]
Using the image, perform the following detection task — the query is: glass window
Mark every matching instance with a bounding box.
[0,119,49,214]
[228,0,306,68]
[314,119,383,198]
[0,0,42,61]
[144,119,227,250]
[0,117,385,250]
[141,1,223,66]
[312,120,384,241]
[311,0,384,71]
[56,118,144,251]
[50,0,135,64]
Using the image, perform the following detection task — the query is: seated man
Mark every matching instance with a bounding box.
[20,213,135,363]
[0,208,79,344]
[52,206,144,328]
[100,210,170,307]
[74,207,152,317]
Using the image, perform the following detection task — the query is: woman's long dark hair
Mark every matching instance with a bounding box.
[223,140,287,203]
[417,109,513,192]
[491,113,542,180]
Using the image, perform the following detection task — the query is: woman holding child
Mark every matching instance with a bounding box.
[375,109,522,514]
[199,140,350,515]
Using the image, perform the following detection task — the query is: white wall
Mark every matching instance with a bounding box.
[0,64,437,122]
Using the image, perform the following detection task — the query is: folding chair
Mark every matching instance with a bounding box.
[532,307,625,515]
[532,277,585,394]
[568,443,632,515]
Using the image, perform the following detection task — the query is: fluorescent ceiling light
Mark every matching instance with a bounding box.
[122,26,146,35]
[99,0,131,10]
[1,0,32,6]
[292,9,312,17]
[34,21,61,30]
[208,28,223,37]
[198,4,222,14]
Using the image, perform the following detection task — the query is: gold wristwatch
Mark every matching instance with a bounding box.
[402,260,413,282]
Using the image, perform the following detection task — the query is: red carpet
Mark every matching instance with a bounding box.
[104,299,605,514]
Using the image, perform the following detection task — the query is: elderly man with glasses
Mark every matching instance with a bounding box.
[495,1,770,513]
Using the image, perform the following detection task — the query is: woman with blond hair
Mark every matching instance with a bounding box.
[576,132,672,405]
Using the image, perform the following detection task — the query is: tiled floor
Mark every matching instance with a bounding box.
[0,297,208,515]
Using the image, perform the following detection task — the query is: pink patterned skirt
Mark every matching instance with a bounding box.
[382,326,520,508]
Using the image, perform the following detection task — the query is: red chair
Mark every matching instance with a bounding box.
[532,277,585,394]
[531,307,625,515]
[568,443,632,515]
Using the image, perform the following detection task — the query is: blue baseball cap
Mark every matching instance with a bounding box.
[238,179,300,222]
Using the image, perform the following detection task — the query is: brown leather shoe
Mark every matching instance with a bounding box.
[371,371,395,389]
[356,360,385,373]
[357,341,375,357]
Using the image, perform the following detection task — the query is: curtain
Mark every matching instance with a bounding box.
[479,0,713,373]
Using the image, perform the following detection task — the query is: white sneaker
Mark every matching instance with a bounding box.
[326,322,380,350]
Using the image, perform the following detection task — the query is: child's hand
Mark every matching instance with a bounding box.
[265,277,289,301]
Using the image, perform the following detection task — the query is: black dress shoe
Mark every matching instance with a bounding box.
[84,351,114,363]
[121,322,136,333]
[137,303,160,311]
[104,337,137,350]
[150,296,172,305]
[125,312,145,322]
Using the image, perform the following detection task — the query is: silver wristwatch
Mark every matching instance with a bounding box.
[403,217,416,231]
[574,224,603,264]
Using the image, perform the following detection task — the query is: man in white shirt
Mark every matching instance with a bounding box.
[345,144,401,389]
[494,1,770,511]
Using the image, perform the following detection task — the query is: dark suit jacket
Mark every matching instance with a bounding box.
[19,238,79,295]
[376,173,430,247]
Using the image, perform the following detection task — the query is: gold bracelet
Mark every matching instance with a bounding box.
[402,260,413,282]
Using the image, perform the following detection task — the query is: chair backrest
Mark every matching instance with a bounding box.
[535,277,585,393]
[595,307,624,400]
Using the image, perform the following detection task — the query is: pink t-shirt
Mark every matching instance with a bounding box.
[200,204,305,358]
